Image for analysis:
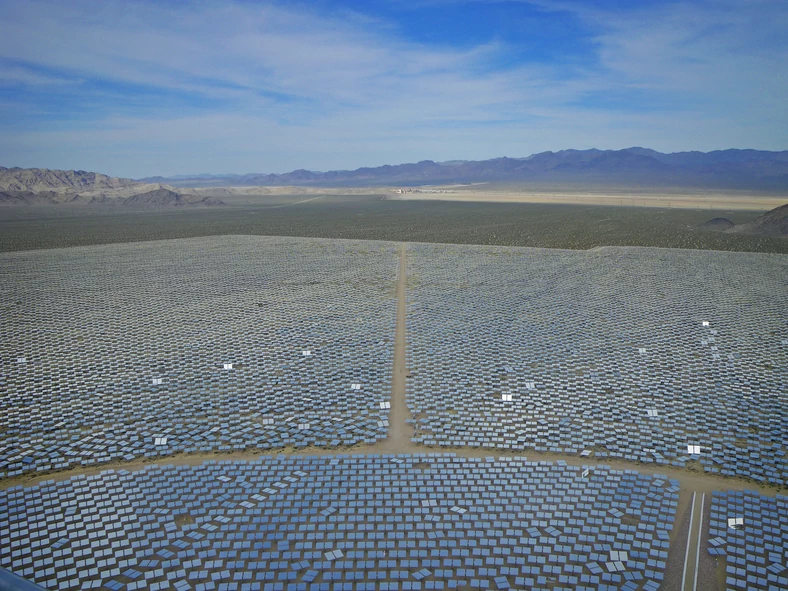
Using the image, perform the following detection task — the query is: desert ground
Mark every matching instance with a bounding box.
[1,192,786,254]
[386,185,787,211]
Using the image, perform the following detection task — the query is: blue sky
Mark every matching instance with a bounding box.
[0,0,786,178]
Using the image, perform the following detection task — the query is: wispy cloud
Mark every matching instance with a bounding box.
[0,62,82,87]
[0,0,785,176]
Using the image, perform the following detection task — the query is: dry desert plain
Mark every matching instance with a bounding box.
[385,185,787,211]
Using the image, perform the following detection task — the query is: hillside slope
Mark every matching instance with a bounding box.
[0,167,140,192]
[0,168,224,206]
[120,188,223,207]
[727,203,788,237]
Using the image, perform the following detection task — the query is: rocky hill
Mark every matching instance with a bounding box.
[727,203,788,237]
[0,167,140,193]
[142,148,788,189]
[120,188,223,207]
[0,167,224,207]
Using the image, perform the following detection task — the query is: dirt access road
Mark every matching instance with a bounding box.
[382,243,415,451]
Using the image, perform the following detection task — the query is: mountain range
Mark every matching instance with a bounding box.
[0,167,223,206]
[140,148,788,189]
[3,147,788,207]
[0,166,141,192]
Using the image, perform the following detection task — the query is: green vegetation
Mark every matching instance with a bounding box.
[0,194,785,253]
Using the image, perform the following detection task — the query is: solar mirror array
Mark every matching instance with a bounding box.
[0,454,678,591]
[0,237,398,477]
[1,236,787,591]
[707,490,788,590]
[405,244,788,484]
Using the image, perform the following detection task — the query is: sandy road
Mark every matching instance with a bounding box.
[382,243,416,451]
[680,491,707,591]
[6,441,783,498]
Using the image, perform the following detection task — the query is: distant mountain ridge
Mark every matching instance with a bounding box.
[0,167,224,206]
[140,148,788,189]
[0,166,139,192]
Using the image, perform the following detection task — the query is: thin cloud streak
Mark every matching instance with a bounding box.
[0,0,785,177]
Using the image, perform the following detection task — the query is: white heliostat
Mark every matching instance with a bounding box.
[302,350,312,356]
[687,444,702,455]
[223,363,233,370]
[152,378,163,385]
[351,383,361,390]
[702,321,710,327]
[502,393,513,401]
[324,549,344,561]
[728,517,744,529]
[154,436,168,446]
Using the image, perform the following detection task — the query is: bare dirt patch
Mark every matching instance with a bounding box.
[174,514,196,528]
